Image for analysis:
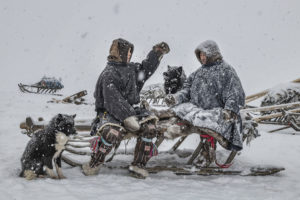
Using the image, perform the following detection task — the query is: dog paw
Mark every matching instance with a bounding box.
[58,175,66,179]
[49,175,58,179]
[24,170,37,180]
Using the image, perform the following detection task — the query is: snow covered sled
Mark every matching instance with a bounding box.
[47,90,88,105]
[18,76,64,95]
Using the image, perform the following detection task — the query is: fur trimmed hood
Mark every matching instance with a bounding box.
[107,38,134,63]
[195,40,223,65]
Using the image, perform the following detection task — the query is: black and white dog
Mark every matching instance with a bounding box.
[20,114,77,180]
[163,65,186,94]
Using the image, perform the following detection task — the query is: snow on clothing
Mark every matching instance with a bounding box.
[173,40,245,151]
[90,39,164,169]
[172,103,243,151]
[94,39,163,123]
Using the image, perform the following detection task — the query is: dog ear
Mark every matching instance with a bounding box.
[167,65,171,70]
[178,66,183,73]
[72,114,76,119]
[55,114,63,127]
[57,114,63,119]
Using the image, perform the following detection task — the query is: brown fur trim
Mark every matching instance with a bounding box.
[107,38,134,63]
[107,40,122,62]
[194,40,223,65]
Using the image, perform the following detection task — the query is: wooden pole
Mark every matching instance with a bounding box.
[253,108,300,122]
[241,102,300,113]
[245,77,300,103]
[187,140,203,165]
[171,136,188,151]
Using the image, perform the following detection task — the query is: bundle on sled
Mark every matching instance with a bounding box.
[261,82,300,114]
[48,90,88,105]
[244,78,300,133]
[245,78,300,104]
[18,76,64,95]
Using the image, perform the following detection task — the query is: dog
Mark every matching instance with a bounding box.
[163,65,186,94]
[20,114,77,180]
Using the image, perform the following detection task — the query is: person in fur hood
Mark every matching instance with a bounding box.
[165,40,245,151]
[83,38,169,178]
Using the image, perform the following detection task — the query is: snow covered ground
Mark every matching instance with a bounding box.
[1,91,300,200]
[1,0,300,199]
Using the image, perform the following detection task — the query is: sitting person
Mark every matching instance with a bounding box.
[165,40,245,151]
[82,38,169,178]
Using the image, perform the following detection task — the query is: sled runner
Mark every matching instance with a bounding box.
[104,165,285,176]
[18,76,64,95]
[60,152,284,177]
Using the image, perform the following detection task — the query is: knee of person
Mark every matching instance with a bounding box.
[101,126,123,144]
[141,123,157,138]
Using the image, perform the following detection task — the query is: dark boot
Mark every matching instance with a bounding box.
[83,125,124,176]
[131,137,153,167]
[129,121,157,178]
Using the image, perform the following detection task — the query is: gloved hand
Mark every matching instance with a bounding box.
[153,42,170,54]
[222,109,237,121]
[123,116,140,132]
[164,94,176,106]
[140,99,150,110]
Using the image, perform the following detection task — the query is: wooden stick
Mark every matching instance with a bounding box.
[65,147,91,156]
[187,140,203,165]
[66,143,90,148]
[241,102,300,113]
[61,155,82,167]
[253,108,300,122]
[154,136,165,148]
[171,136,188,151]
[245,90,268,101]
[62,90,87,102]
[292,78,300,83]
[269,126,290,133]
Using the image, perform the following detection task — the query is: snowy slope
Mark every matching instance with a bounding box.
[1,0,300,200]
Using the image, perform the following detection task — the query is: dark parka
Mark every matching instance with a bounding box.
[94,39,163,122]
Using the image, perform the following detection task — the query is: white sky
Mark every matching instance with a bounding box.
[1,0,300,95]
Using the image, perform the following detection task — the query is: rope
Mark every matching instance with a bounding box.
[200,134,232,169]
[150,143,158,157]
[90,136,112,153]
